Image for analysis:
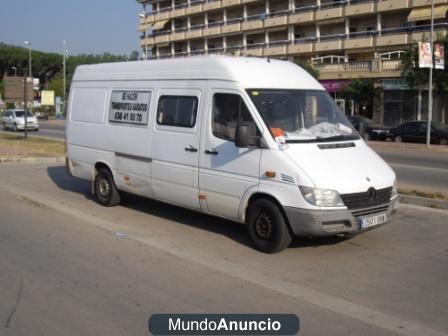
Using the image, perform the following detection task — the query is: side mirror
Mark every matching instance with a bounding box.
[235,124,250,148]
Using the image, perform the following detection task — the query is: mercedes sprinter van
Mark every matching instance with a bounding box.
[66,56,398,253]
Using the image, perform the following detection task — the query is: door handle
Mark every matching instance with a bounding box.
[185,145,198,152]
[204,149,218,155]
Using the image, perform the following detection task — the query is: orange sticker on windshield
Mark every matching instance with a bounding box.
[270,128,285,138]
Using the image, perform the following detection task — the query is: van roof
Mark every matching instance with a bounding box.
[72,55,324,90]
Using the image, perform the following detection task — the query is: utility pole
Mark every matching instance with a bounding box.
[426,0,434,148]
[23,76,28,139]
[139,9,148,60]
[24,41,32,139]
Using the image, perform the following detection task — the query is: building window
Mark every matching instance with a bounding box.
[157,95,198,127]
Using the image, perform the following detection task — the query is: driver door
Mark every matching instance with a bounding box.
[199,89,262,220]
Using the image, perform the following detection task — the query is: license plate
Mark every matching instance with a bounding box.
[360,213,387,229]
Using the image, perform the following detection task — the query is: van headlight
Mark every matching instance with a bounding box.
[391,181,398,199]
[299,186,345,207]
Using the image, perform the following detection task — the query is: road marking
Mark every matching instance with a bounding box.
[3,184,447,336]
[390,163,448,173]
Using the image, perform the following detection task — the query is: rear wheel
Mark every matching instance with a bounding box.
[247,199,292,253]
[394,135,402,143]
[94,168,121,206]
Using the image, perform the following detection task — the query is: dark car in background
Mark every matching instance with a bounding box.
[391,121,448,145]
[347,115,392,141]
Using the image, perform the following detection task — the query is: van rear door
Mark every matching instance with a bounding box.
[150,89,202,209]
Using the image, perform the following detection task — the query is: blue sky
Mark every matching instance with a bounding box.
[0,0,142,56]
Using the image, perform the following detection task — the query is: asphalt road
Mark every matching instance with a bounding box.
[35,120,65,140]
[0,162,447,336]
[372,145,448,194]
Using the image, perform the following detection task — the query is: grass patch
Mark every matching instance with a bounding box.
[399,188,448,201]
[0,132,65,157]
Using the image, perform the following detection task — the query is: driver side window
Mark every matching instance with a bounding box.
[212,93,258,142]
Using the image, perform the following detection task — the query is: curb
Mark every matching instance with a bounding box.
[369,141,448,153]
[399,194,448,210]
[0,156,65,164]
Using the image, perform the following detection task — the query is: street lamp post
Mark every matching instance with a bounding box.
[62,40,68,118]
[426,0,435,148]
[139,10,148,60]
[24,41,32,139]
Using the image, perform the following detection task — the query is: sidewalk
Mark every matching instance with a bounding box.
[368,140,448,153]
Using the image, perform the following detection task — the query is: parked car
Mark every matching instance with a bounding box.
[391,121,448,145]
[347,115,392,141]
[35,111,49,120]
[1,109,39,132]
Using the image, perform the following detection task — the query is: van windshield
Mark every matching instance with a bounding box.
[247,89,359,143]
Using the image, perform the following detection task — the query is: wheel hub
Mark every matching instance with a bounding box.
[255,214,273,240]
[98,179,110,197]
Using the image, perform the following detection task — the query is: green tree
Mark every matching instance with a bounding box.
[294,58,319,79]
[129,50,140,61]
[402,33,448,93]
[48,73,64,97]
[342,79,378,116]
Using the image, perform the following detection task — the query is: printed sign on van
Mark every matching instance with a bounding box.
[109,91,151,125]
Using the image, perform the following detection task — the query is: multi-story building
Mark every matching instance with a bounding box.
[137,0,448,125]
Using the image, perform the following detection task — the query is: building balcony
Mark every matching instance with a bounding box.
[314,59,403,80]
[316,5,345,21]
[377,0,410,12]
[288,10,315,25]
[345,1,376,16]
[222,21,242,33]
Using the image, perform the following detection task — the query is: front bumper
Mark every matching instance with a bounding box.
[284,197,399,237]
[17,123,39,130]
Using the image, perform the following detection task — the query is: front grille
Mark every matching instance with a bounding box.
[352,205,389,217]
[341,187,392,210]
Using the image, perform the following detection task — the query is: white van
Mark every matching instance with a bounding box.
[66,56,398,253]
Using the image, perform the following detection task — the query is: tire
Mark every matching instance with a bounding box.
[439,138,447,145]
[394,136,402,143]
[246,199,292,253]
[94,168,121,206]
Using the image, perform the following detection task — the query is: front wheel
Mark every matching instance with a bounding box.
[94,168,121,206]
[246,199,292,253]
